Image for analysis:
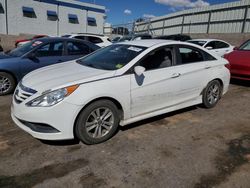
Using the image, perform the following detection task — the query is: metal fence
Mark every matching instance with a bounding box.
[105,0,250,37]
[135,0,250,35]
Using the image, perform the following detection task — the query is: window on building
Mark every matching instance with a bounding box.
[87,17,97,26]
[47,10,58,21]
[22,6,36,18]
[0,3,4,14]
[68,14,79,24]
[67,41,90,55]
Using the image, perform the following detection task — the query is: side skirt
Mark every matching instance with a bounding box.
[120,96,202,126]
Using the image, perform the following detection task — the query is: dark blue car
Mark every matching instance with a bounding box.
[0,37,100,95]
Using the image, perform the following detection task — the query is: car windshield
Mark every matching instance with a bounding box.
[77,44,147,70]
[188,41,206,46]
[239,40,250,50]
[8,41,43,57]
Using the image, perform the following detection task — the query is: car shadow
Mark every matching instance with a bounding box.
[39,138,80,146]
[120,106,198,131]
[230,79,250,87]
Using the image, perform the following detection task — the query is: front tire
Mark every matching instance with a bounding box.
[75,100,120,145]
[202,80,222,108]
[0,72,16,96]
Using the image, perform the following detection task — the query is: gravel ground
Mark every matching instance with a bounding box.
[0,80,249,188]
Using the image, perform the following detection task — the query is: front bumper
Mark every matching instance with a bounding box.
[11,98,82,141]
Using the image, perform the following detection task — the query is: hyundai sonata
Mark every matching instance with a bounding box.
[11,40,230,144]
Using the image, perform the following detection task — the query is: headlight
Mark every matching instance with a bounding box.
[26,85,79,107]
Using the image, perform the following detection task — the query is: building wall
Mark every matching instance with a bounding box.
[135,0,250,35]
[0,0,6,34]
[0,0,105,36]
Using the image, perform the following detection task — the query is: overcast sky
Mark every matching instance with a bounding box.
[80,0,238,25]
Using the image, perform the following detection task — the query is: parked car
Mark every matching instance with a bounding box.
[111,36,122,43]
[118,34,152,42]
[154,34,191,41]
[224,39,250,80]
[15,35,48,47]
[187,39,234,57]
[62,33,112,47]
[0,37,100,95]
[11,40,230,144]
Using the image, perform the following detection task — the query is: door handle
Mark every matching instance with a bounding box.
[205,66,211,69]
[171,73,181,78]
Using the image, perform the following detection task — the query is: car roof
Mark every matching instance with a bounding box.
[33,37,86,43]
[69,34,107,38]
[118,39,184,47]
[188,39,224,42]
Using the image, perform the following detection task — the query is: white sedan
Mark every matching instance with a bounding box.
[11,40,230,144]
[188,39,234,57]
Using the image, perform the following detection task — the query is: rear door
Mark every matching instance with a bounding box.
[173,45,216,103]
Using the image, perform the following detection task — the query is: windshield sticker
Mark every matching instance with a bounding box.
[32,41,43,47]
[116,64,124,69]
[128,46,143,52]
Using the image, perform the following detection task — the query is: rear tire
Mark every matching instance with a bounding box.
[202,80,222,108]
[75,100,120,145]
[0,72,16,96]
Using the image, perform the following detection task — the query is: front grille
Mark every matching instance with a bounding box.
[14,82,37,104]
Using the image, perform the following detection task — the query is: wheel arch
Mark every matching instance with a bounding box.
[73,96,124,139]
[201,78,224,95]
[0,69,18,85]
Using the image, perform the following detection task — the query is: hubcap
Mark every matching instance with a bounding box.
[0,76,11,94]
[207,83,220,105]
[85,107,114,139]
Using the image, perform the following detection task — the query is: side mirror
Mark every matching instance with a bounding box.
[206,46,213,50]
[233,47,238,50]
[134,66,145,76]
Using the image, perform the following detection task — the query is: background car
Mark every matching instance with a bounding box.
[11,40,230,145]
[62,33,112,47]
[111,36,122,43]
[0,37,100,95]
[0,45,3,52]
[118,33,152,42]
[154,34,191,41]
[224,39,250,80]
[187,39,234,57]
[15,35,48,47]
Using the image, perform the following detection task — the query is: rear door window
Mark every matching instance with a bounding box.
[177,45,215,65]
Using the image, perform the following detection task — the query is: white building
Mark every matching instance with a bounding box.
[0,0,106,36]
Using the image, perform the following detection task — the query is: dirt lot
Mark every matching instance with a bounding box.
[0,80,250,188]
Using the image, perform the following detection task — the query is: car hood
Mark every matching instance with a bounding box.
[0,53,14,59]
[22,61,116,92]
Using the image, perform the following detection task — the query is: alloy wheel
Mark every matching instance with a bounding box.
[207,83,220,105]
[0,76,11,94]
[85,107,114,139]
